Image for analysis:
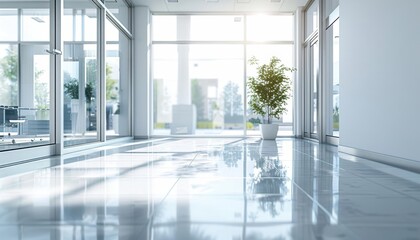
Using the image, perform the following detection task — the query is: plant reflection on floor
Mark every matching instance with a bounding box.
[222,144,243,168]
[154,227,214,240]
[249,142,289,217]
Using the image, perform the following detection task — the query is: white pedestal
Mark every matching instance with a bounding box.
[171,104,196,135]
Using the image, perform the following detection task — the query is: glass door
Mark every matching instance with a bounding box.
[304,39,319,139]
[105,18,131,139]
[0,4,54,152]
[311,41,319,137]
[62,1,100,147]
[326,19,340,138]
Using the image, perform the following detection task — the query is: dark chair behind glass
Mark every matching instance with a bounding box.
[5,107,19,127]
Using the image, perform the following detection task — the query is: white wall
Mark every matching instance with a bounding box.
[133,6,151,138]
[340,0,420,161]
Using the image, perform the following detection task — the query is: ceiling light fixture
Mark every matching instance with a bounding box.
[167,0,178,2]
[31,17,45,23]
[234,17,242,22]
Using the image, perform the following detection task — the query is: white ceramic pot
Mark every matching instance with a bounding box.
[259,124,279,140]
[259,139,278,156]
[70,99,79,113]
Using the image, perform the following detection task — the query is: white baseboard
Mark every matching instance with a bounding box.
[339,145,420,173]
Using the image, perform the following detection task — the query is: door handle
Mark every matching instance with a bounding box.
[45,49,62,55]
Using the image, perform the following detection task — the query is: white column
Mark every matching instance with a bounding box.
[118,32,130,135]
[20,45,37,109]
[176,16,191,104]
[133,6,151,138]
[171,16,196,135]
[294,7,304,138]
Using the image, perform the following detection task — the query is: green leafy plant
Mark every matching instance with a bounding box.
[64,78,94,103]
[114,103,120,114]
[0,45,18,105]
[247,56,295,124]
[64,79,79,99]
[106,63,118,101]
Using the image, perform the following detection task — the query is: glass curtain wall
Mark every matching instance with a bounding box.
[311,41,319,136]
[327,19,339,137]
[63,0,131,146]
[246,15,295,136]
[62,1,99,147]
[303,0,319,139]
[152,14,295,136]
[0,0,132,154]
[0,4,52,151]
[325,1,340,140]
[302,0,339,143]
[103,0,131,30]
[105,18,130,139]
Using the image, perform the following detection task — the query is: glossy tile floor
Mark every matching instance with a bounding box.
[1,138,420,240]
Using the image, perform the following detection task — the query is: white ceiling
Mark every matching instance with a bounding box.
[130,0,309,13]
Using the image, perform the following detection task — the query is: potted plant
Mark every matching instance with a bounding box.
[247,56,295,140]
[64,79,94,103]
[64,79,79,99]
[64,79,80,115]
[112,103,120,134]
[64,79,95,134]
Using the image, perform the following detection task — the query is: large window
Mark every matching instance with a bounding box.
[152,14,295,136]
[327,19,339,137]
[62,2,131,147]
[0,0,132,157]
[105,18,131,139]
[0,9,18,41]
[305,0,319,39]
[153,44,245,135]
[303,0,321,140]
[104,0,130,30]
[246,44,294,136]
[246,15,294,41]
[0,5,52,151]
[62,1,99,147]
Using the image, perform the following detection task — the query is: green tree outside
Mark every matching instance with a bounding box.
[191,79,205,121]
[0,45,18,106]
[223,81,243,117]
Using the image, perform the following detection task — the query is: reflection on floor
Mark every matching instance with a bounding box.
[0,138,420,240]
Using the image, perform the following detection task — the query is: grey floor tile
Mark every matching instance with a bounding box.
[0,138,419,239]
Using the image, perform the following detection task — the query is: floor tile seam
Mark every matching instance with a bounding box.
[43,157,189,199]
[135,152,201,232]
[340,173,420,202]
[127,151,201,154]
[145,177,182,225]
[64,138,176,160]
[292,181,365,240]
[292,148,371,179]
[144,152,201,225]
[336,223,420,227]
[0,218,344,226]
[292,149,341,169]
[15,154,200,224]
[0,140,182,182]
[220,138,247,147]
[0,222,131,227]
[150,220,296,227]
[302,148,420,186]
[186,152,201,167]
[159,193,293,198]
[291,180,336,220]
